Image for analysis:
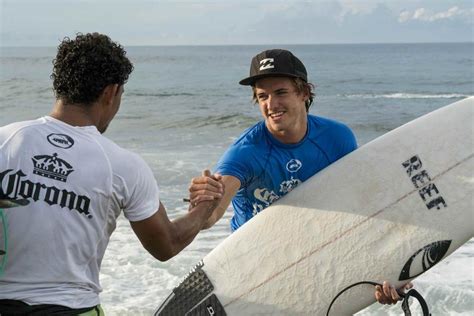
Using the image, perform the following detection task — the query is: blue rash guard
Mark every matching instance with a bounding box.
[215,115,357,232]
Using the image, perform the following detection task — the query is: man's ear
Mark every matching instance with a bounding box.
[301,89,309,102]
[101,84,119,106]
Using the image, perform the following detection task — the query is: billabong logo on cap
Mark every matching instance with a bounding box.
[259,58,274,71]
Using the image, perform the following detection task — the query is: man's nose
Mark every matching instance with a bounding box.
[266,94,278,110]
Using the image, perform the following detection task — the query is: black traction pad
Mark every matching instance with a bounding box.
[187,294,227,316]
[156,261,224,315]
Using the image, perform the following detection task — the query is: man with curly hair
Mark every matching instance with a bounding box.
[0,33,224,315]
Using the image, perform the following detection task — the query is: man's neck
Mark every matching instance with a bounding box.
[266,116,308,144]
[271,127,307,144]
[49,99,97,127]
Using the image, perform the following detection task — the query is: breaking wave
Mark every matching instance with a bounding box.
[341,93,470,99]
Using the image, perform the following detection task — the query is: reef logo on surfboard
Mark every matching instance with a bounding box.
[402,155,447,210]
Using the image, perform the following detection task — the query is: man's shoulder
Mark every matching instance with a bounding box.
[0,118,45,144]
[216,121,269,169]
[95,136,146,168]
[308,115,354,136]
[0,117,45,131]
[308,114,348,128]
[307,114,357,156]
[232,121,267,147]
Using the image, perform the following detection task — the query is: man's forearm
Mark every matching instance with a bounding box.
[202,205,227,229]
[169,204,213,254]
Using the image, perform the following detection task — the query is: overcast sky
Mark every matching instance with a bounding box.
[0,0,472,47]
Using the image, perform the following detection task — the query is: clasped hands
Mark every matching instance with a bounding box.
[187,170,224,213]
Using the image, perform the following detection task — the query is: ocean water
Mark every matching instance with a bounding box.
[0,43,473,315]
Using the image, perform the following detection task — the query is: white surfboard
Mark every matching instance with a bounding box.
[155,97,473,315]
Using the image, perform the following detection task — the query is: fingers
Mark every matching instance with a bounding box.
[404,282,414,290]
[192,170,222,183]
[190,171,223,192]
[189,186,224,203]
[375,281,401,305]
[375,285,383,303]
[187,169,224,207]
[388,282,401,302]
[191,195,217,206]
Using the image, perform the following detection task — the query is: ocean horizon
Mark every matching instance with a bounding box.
[1,40,472,49]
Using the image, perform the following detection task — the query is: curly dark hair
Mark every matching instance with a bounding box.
[51,33,133,105]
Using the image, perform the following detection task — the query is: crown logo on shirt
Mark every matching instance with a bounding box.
[32,153,74,182]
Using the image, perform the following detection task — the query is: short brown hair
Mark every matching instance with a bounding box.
[251,77,315,112]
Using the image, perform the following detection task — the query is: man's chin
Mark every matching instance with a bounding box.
[266,122,286,134]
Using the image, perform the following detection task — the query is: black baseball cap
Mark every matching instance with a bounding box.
[239,49,308,86]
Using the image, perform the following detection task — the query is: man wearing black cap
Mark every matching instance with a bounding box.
[190,48,412,305]
[197,49,357,232]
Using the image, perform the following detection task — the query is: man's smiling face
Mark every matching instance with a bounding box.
[255,76,309,144]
